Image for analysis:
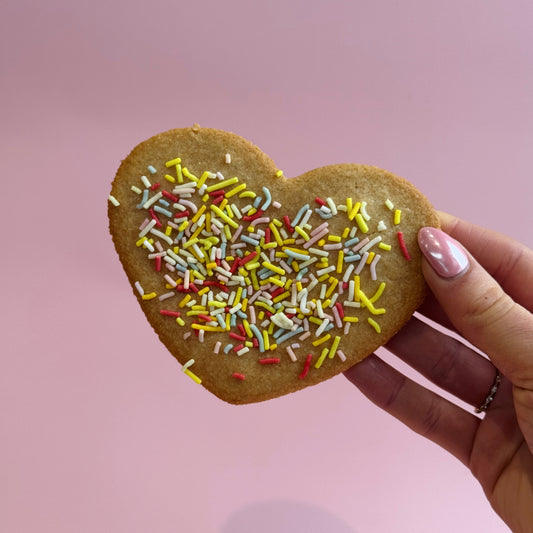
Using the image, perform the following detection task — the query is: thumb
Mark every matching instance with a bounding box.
[417,226,533,391]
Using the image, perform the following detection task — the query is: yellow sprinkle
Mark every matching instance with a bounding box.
[258,311,265,320]
[282,238,296,245]
[239,191,256,198]
[175,164,183,184]
[269,223,284,246]
[272,218,283,227]
[255,301,276,314]
[262,330,270,350]
[308,316,322,325]
[378,242,392,251]
[394,209,402,225]
[368,318,381,333]
[267,276,285,288]
[312,334,331,347]
[315,348,329,369]
[179,294,192,308]
[176,317,185,326]
[343,316,359,323]
[262,261,285,276]
[273,291,290,304]
[241,298,248,312]
[184,369,202,385]
[269,343,278,351]
[191,324,224,332]
[337,251,344,273]
[284,279,293,290]
[206,262,217,270]
[346,198,353,213]
[165,225,173,236]
[206,177,239,193]
[251,269,260,291]
[349,202,361,221]
[342,227,350,238]
[318,239,326,247]
[225,313,231,331]
[366,252,375,264]
[182,237,198,249]
[209,205,238,229]
[359,290,386,315]
[243,320,253,338]
[325,277,339,298]
[370,282,386,303]
[355,213,369,233]
[294,226,310,241]
[224,224,232,240]
[225,183,247,198]
[141,292,157,300]
[328,235,341,242]
[219,199,228,211]
[164,174,176,183]
[244,261,261,271]
[244,341,253,348]
[328,336,341,358]
[181,167,198,182]
[196,171,211,189]
[136,236,147,247]
[165,157,181,167]
[353,276,360,301]
[263,242,278,249]
[208,300,225,308]
[202,193,209,202]
[178,220,189,232]
[275,170,284,177]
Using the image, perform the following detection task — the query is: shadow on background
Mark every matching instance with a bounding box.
[220,499,356,533]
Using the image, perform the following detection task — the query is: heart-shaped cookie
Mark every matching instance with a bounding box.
[108,126,439,404]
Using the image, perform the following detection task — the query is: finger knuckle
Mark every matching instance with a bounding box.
[419,397,443,439]
[461,284,514,332]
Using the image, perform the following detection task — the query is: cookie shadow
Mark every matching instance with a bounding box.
[220,499,356,533]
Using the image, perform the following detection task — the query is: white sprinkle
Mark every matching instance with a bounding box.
[271,312,294,329]
[131,185,142,194]
[272,201,282,208]
[316,318,330,337]
[184,269,190,289]
[354,252,370,275]
[377,220,387,231]
[385,199,394,210]
[316,299,324,318]
[370,254,381,281]
[142,191,163,209]
[225,153,231,164]
[147,165,157,174]
[360,201,371,220]
[183,332,192,340]
[299,331,311,341]
[108,195,120,206]
[344,323,351,335]
[198,330,205,343]
[359,236,382,255]
[214,341,221,354]
[182,359,195,371]
[134,281,144,296]
[158,292,175,301]
[141,175,151,188]
[286,346,297,362]
[237,347,249,356]
[326,198,337,215]
[337,350,347,362]
[348,280,355,301]
[139,219,157,238]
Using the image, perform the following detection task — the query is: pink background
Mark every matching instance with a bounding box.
[2,1,532,532]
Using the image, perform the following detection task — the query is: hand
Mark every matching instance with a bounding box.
[344,212,533,533]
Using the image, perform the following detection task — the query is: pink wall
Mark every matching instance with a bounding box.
[2,1,532,531]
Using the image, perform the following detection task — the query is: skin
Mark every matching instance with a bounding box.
[344,212,533,533]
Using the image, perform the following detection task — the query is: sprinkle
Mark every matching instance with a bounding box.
[377,220,387,231]
[314,348,329,369]
[214,341,221,354]
[299,354,313,379]
[397,231,411,261]
[232,372,245,380]
[259,357,280,364]
[141,175,151,188]
[225,153,231,164]
[148,165,157,174]
[394,209,402,225]
[108,195,120,206]
[337,350,347,362]
[355,213,369,233]
[134,281,144,296]
[385,199,394,210]
[368,318,381,333]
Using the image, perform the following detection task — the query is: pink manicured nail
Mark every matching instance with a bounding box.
[418,227,469,278]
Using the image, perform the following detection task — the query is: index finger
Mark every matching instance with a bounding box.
[438,211,533,313]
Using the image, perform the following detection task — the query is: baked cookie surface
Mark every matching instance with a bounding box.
[108,127,439,404]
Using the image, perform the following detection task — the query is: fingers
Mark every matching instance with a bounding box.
[437,211,533,313]
[418,226,533,390]
[344,355,480,466]
[385,317,500,408]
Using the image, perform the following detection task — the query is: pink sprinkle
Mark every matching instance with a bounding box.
[232,372,246,380]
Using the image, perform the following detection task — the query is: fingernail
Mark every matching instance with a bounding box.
[418,227,469,278]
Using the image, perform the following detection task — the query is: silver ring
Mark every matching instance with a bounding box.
[475,371,502,413]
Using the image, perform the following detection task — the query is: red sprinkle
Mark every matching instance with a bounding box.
[299,354,313,379]
[234,344,245,352]
[159,310,181,317]
[150,183,161,191]
[155,255,162,272]
[397,231,411,261]
[149,209,163,227]
[212,195,225,205]
[252,338,259,348]
[229,258,240,273]
[232,372,246,380]
[315,197,326,206]
[237,324,246,336]
[229,332,246,342]
[243,209,264,221]
[174,210,190,219]
[239,251,258,265]
[282,215,294,233]
[335,302,345,319]
[264,227,271,243]
[259,357,280,364]
[270,286,285,299]
[209,189,225,196]
[197,314,212,322]
[161,190,178,202]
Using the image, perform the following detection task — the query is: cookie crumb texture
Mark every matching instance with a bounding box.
[108,127,439,404]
